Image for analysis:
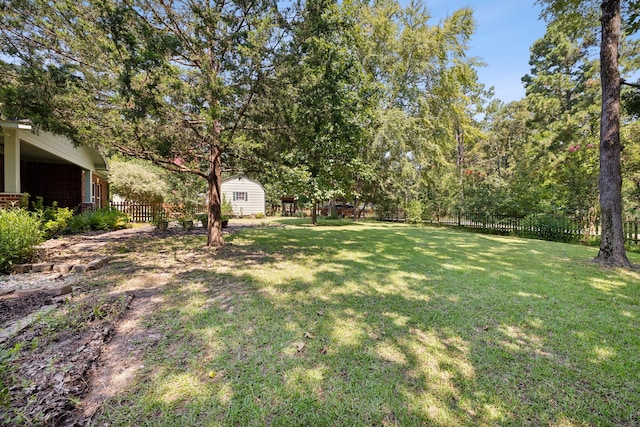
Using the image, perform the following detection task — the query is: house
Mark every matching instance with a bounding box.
[221,175,266,216]
[0,120,109,210]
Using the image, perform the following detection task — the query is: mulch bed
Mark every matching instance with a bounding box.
[1,291,134,426]
[0,291,55,329]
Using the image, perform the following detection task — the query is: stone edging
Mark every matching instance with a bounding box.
[11,256,112,275]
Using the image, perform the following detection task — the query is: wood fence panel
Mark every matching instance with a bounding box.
[429,212,639,246]
[110,202,161,223]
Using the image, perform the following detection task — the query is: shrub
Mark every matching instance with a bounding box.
[518,213,581,243]
[32,198,74,238]
[374,199,396,221]
[405,200,424,224]
[197,213,208,227]
[221,198,233,220]
[65,208,129,234]
[0,208,44,272]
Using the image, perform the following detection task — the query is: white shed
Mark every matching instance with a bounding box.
[221,175,266,216]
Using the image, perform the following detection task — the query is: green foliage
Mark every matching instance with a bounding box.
[404,200,424,224]
[0,208,44,272]
[197,213,208,227]
[0,343,22,414]
[31,197,74,238]
[221,198,233,220]
[517,212,581,243]
[374,198,398,221]
[65,208,129,234]
[108,160,168,203]
[151,210,169,230]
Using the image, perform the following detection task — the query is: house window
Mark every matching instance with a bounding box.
[92,182,102,208]
[233,191,248,201]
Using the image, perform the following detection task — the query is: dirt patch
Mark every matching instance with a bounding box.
[0,222,255,426]
[1,290,134,426]
[0,291,54,329]
[0,227,159,426]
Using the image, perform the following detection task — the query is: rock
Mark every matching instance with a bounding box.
[54,264,73,274]
[11,264,32,274]
[72,264,88,274]
[0,304,57,343]
[87,257,110,271]
[43,285,72,297]
[31,263,54,273]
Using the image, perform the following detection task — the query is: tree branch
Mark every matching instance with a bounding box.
[621,78,640,89]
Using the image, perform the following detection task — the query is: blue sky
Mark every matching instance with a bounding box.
[425,0,548,103]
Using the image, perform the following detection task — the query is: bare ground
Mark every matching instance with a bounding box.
[0,224,246,426]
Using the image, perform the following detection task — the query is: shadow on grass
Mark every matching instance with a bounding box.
[95,223,640,426]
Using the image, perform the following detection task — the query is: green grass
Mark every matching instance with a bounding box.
[96,221,640,426]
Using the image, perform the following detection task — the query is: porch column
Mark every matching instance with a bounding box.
[83,168,93,204]
[3,129,21,193]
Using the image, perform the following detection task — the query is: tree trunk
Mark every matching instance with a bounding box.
[311,199,318,225]
[353,197,360,222]
[206,140,225,246]
[595,0,630,267]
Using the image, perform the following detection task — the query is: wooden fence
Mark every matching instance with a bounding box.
[110,202,640,247]
[431,212,640,246]
[110,201,161,223]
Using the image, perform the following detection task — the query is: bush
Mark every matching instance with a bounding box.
[374,199,396,221]
[221,198,233,220]
[405,200,424,224]
[0,208,44,272]
[197,213,208,227]
[518,213,581,243]
[32,198,74,238]
[65,208,129,234]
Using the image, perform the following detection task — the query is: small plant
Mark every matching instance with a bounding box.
[178,217,194,230]
[0,343,23,409]
[197,213,208,228]
[221,197,233,221]
[0,208,44,272]
[65,208,129,234]
[152,210,169,231]
[32,197,74,238]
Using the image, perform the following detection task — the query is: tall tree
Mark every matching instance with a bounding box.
[356,0,482,216]
[538,0,632,267]
[0,0,287,246]
[262,0,376,225]
[522,21,600,217]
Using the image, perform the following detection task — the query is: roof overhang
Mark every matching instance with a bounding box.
[1,120,108,172]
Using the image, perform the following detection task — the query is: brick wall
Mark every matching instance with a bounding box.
[0,193,23,209]
[21,161,83,209]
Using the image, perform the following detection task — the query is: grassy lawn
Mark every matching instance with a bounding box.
[96,220,640,426]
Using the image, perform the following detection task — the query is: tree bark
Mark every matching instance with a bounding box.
[206,138,225,246]
[595,0,630,267]
[311,199,318,225]
[353,196,360,222]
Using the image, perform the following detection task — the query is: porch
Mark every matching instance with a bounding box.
[0,120,108,210]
